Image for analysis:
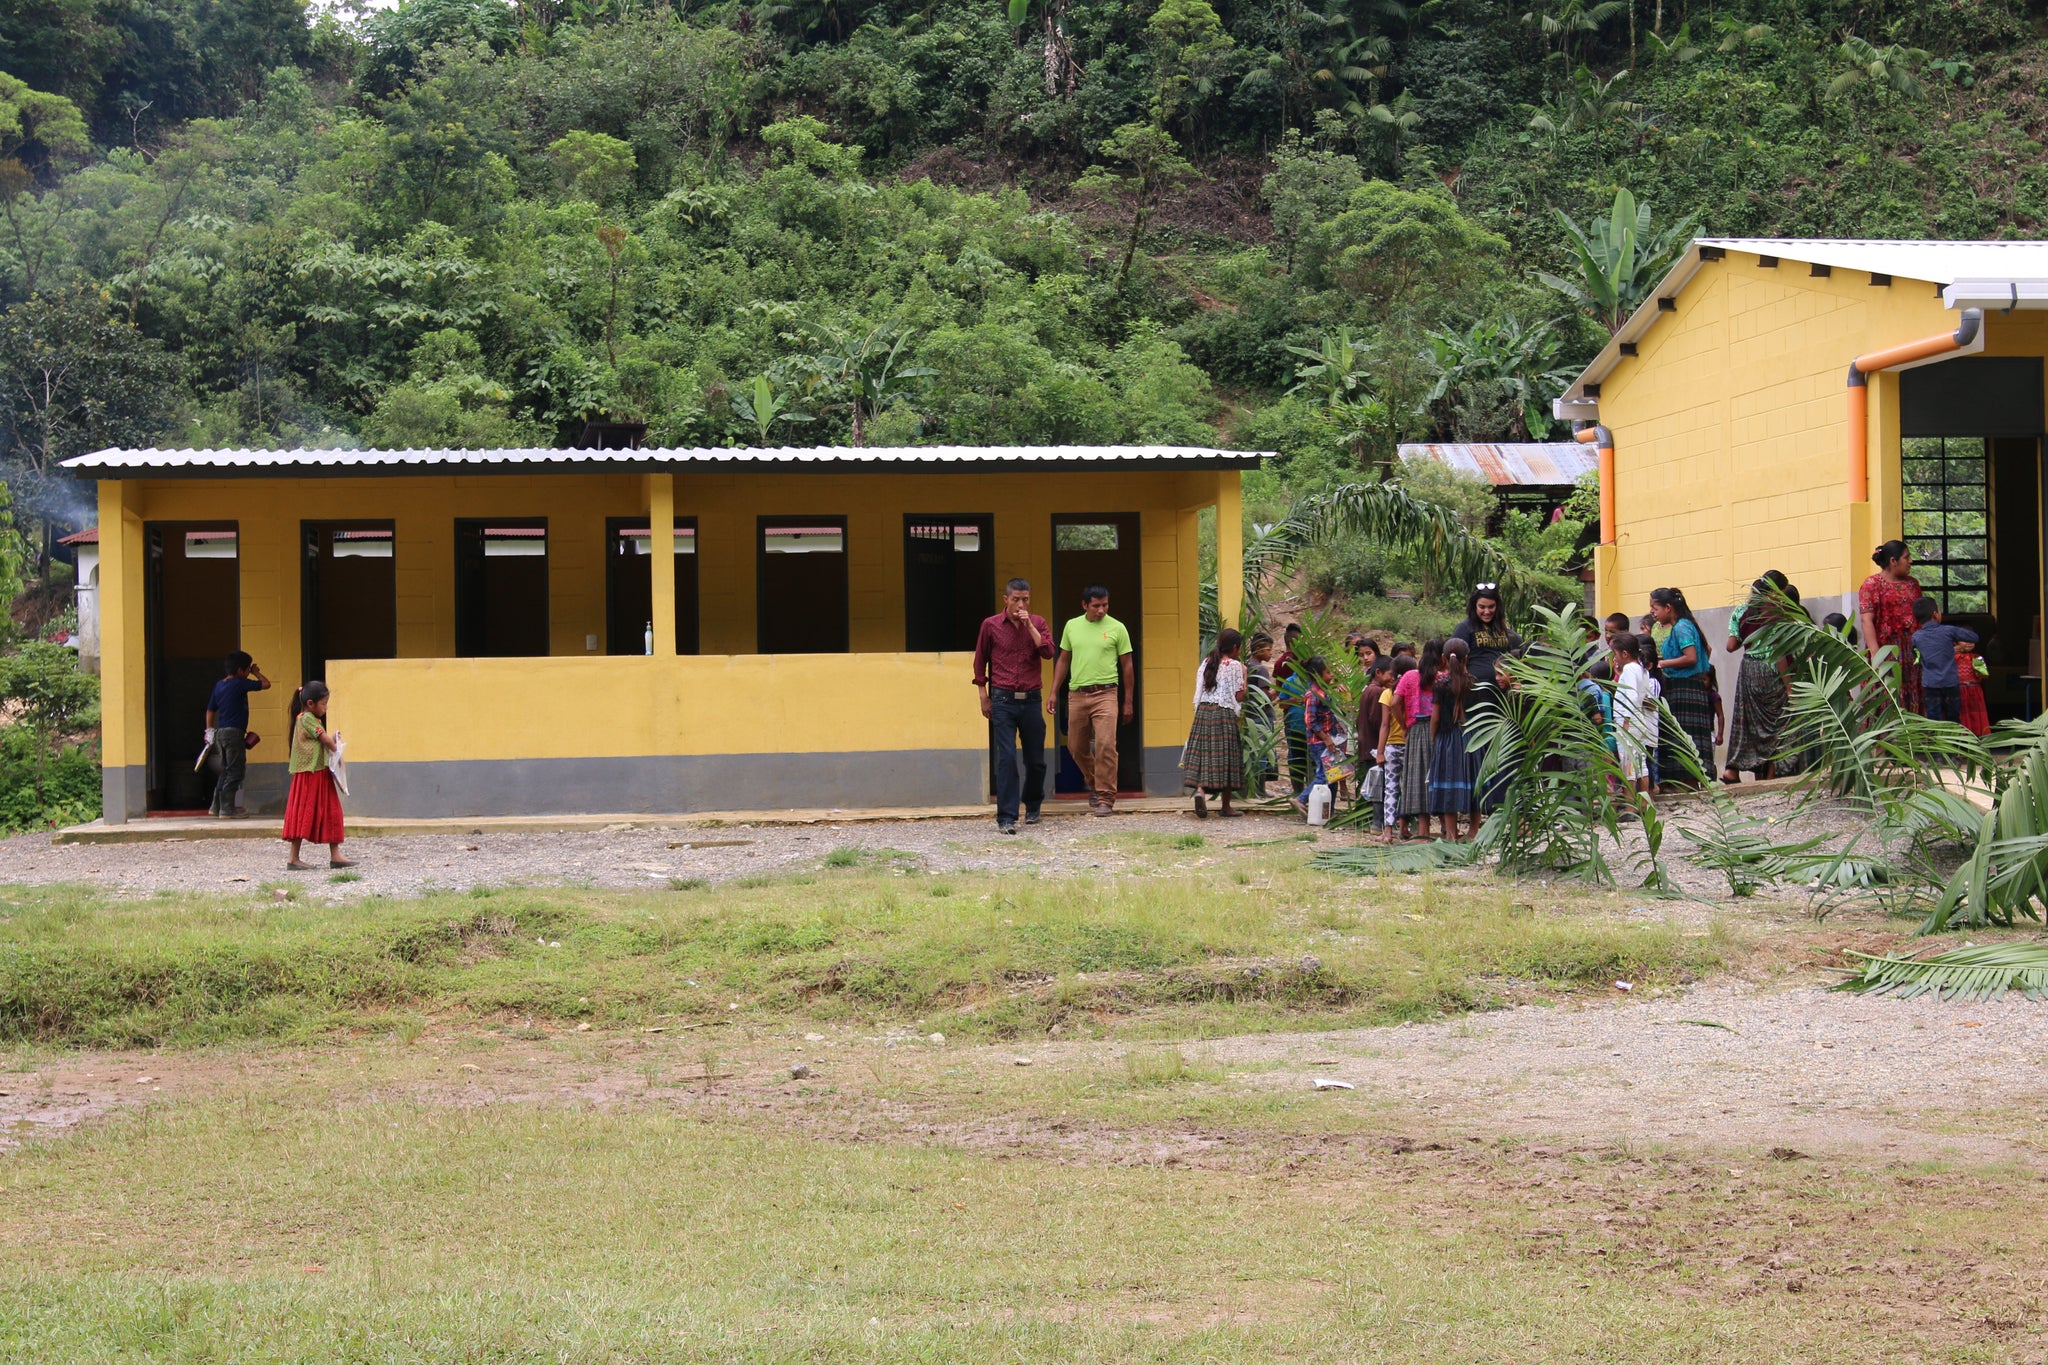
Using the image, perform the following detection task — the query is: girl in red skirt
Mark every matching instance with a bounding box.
[283,681,355,871]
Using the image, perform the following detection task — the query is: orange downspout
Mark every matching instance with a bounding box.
[1845,308,1982,502]
[1573,423,1616,545]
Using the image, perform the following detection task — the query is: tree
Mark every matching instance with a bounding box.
[359,0,519,98]
[1296,180,1509,320]
[1262,115,1363,273]
[550,131,637,203]
[1006,0,1079,98]
[0,288,182,525]
[1424,316,1576,440]
[1521,0,1627,66]
[1148,0,1235,151]
[1073,123,1195,294]
[1826,36,1932,107]
[0,73,88,301]
[794,321,934,448]
[1535,187,1694,333]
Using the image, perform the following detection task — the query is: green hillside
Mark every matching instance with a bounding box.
[0,0,2041,524]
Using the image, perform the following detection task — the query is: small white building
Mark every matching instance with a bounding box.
[60,527,98,672]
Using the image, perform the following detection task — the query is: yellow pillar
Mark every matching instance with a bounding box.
[648,472,677,656]
[1215,468,1243,631]
[98,480,146,823]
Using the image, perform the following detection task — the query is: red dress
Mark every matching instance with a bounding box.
[281,712,346,845]
[1956,644,1990,736]
[1859,571,1923,714]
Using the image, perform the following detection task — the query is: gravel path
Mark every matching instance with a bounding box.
[0,809,1314,897]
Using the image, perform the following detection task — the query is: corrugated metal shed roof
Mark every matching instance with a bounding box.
[1399,443,1596,487]
[62,445,1267,477]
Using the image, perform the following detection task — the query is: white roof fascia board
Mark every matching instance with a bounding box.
[1557,243,1708,412]
[1695,237,2048,287]
[1943,279,2048,310]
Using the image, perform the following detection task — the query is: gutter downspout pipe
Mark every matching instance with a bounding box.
[1573,423,1617,546]
[1845,308,1983,503]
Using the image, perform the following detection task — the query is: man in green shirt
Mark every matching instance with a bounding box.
[1047,585,1135,815]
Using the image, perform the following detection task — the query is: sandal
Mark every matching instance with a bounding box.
[330,857,358,869]
[1194,793,1209,819]
[285,861,312,872]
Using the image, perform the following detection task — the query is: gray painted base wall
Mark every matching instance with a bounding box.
[344,750,988,818]
[1690,590,1852,771]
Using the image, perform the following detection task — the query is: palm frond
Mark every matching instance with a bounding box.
[1927,715,2048,932]
[1306,479,1517,609]
[1837,940,2048,1001]
[1310,839,1482,875]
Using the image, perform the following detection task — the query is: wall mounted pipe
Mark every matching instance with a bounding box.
[1572,423,1616,545]
[1845,308,1983,502]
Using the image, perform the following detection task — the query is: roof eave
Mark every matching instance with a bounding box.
[1559,243,1710,408]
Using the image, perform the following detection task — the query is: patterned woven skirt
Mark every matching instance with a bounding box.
[1397,713,1433,817]
[281,769,345,845]
[1960,677,1990,737]
[1181,702,1243,790]
[1724,655,1786,774]
[1660,673,1715,783]
[1428,723,1476,814]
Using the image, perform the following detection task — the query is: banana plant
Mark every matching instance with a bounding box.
[1534,188,1694,333]
[727,373,812,447]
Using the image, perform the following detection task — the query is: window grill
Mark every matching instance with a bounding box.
[1901,436,1990,614]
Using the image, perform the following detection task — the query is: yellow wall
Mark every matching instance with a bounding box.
[1594,252,2048,614]
[327,653,985,762]
[100,468,1233,769]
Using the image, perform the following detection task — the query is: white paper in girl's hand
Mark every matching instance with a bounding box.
[330,739,349,797]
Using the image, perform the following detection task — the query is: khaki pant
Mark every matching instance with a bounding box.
[1066,688,1120,802]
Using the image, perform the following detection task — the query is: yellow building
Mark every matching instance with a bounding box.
[1557,239,2048,712]
[69,446,1254,822]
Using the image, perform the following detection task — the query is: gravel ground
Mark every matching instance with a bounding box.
[1200,980,2048,1161]
[0,788,1906,906]
[0,808,1314,898]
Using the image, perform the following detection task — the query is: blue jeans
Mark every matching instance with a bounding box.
[1924,685,1961,723]
[990,690,1047,825]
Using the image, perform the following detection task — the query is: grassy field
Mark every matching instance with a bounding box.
[0,832,1737,1048]
[4,830,2041,1362]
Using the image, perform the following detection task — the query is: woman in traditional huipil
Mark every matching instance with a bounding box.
[1857,540,1924,714]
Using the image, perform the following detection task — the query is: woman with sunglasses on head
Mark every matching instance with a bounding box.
[1450,584,1522,816]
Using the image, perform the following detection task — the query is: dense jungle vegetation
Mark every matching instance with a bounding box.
[0,0,2045,646]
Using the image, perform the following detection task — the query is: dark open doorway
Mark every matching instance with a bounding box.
[903,515,994,651]
[607,517,700,654]
[1050,513,1143,795]
[301,522,396,683]
[1901,358,2045,720]
[455,520,550,657]
[757,517,849,654]
[145,523,240,811]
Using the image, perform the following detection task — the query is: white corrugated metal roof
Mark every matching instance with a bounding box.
[63,444,1266,475]
[1696,237,2048,283]
[1399,442,1596,487]
[1556,237,2048,410]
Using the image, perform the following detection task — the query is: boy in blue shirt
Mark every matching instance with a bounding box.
[1911,597,1977,724]
[206,651,271,817]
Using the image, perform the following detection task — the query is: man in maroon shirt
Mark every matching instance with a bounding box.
[973,577,1055,833]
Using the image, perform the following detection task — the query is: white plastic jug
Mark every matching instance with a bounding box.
[644,621,654,655]
[1305,781,1333,826]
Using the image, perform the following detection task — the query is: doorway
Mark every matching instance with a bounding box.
[607,518,701,654]
[903,515,994,651]
[145,523,240,811]
[301,522,396,682]
[454,520,550,657]
[1049,513,1143,795]
[757,517,849,654]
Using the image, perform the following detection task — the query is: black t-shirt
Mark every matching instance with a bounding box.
[1451,619,1523,687]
